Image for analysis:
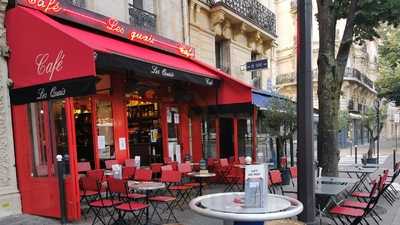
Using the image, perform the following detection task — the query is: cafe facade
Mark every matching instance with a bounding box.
[5,0,275,220]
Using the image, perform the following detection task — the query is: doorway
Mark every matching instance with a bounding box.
[219,118,234,159]
[13,98,81,220]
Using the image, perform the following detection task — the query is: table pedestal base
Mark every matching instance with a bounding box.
[224,221,264,225]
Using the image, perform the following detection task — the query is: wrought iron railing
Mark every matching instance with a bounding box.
[128,4,157,33]
[276,67,375,90]
[344,68,375,90]
[204,0,276,37]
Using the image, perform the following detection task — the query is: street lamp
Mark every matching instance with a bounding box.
[374,99,381,163]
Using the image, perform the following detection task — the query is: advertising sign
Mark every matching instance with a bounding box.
[244,164,268,209]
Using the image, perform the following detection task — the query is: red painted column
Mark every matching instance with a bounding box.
[215,118,220,159]
[160,103,169,161]
[111,76,129,163]
[179,104,190,160]
[233,118,239,162]
[252,107,257,160]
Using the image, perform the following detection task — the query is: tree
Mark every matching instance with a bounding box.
[259,98,296,168]
[376,27,400,103]
[361,106,387,159]
[316,0,400,176]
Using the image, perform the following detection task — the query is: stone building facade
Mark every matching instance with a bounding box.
[188,0,276,90]
[0,0,21,218]
[274,0,381,147]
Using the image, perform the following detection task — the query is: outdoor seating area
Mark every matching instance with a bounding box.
[75,155,400,225]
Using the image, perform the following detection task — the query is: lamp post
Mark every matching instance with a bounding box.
[374,99,381,163]
[297,0,316,224]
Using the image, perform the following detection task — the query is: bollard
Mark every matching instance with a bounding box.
[56,155,67,225]
[394,149,397,171]
[354,145,358,164]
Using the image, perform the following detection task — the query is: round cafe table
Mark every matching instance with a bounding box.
[187,172,216,196]
[189,192,303,225]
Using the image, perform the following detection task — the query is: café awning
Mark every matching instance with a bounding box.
[7,7,237,104]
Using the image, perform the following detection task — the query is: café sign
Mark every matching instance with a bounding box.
[17,0,195,58]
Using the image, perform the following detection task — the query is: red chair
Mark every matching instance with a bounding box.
[164,157,172,164]
[122,166,136,180]
[207,158,215,171]
[167,161,179,170]
[150,163,163,179]
[178,163,200,194]
[148,172,180,223]
[125,159,136,167]
[105,160,119,169]
[134,168,152,181]
[81,176,121,225]
[79,176,97,217]
[289,166,298,187]
[161,170,191,210]
[329,177,382,225]
[78,162,92,173]
[161,165,173,171]
[108,178,148,225]
[87,169,104,182]
[269,170,284,194]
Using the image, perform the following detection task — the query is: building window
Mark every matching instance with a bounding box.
[132,0,143,9]
[251,52,262,89]
[28,99,69,177]
[215,39,230,73]
[69,0,86,8]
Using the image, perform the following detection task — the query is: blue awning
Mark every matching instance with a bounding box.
[252,89,288,109]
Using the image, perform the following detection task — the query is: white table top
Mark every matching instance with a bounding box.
[128,181,165,191]
[338,166,378,174]
[188,172,216,178]
[317,176,359,184]
[189,193,303,222]
[283,182,349,196]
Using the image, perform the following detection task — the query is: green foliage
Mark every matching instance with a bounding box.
[333,0,400,42]
[338,110,350,131]
[361,104,387,158]
[361,104,387,140]
[376,27,400,104]
[259,98,296,140]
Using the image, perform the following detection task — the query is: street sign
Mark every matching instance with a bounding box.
[245,59,268,71]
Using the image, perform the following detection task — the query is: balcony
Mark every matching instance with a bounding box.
[128,4,157,33]
[344,68,375,91]
[203,0,276,37]
[276,68,375,92]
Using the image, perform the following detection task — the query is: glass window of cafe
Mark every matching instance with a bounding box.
[202,117,217,159]
[72,74,166,168]
[28,99,69,177]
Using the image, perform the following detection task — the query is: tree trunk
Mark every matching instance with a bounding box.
[316,0,358,176]
[316,0,340,176]
[276,137,284,169]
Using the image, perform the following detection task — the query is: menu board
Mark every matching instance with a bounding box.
[244,164,268,209]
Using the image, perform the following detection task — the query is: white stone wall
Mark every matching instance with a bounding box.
[0,0,21,218]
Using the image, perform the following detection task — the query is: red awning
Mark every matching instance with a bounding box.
[6,6,252,105]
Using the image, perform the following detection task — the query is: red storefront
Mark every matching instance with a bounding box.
[6,0,258,220]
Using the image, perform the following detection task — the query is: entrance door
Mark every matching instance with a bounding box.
[219,118,234,159]
[13,99,80,220]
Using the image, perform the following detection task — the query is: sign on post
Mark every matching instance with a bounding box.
[245,59,268,72]
[394,113,400,124]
